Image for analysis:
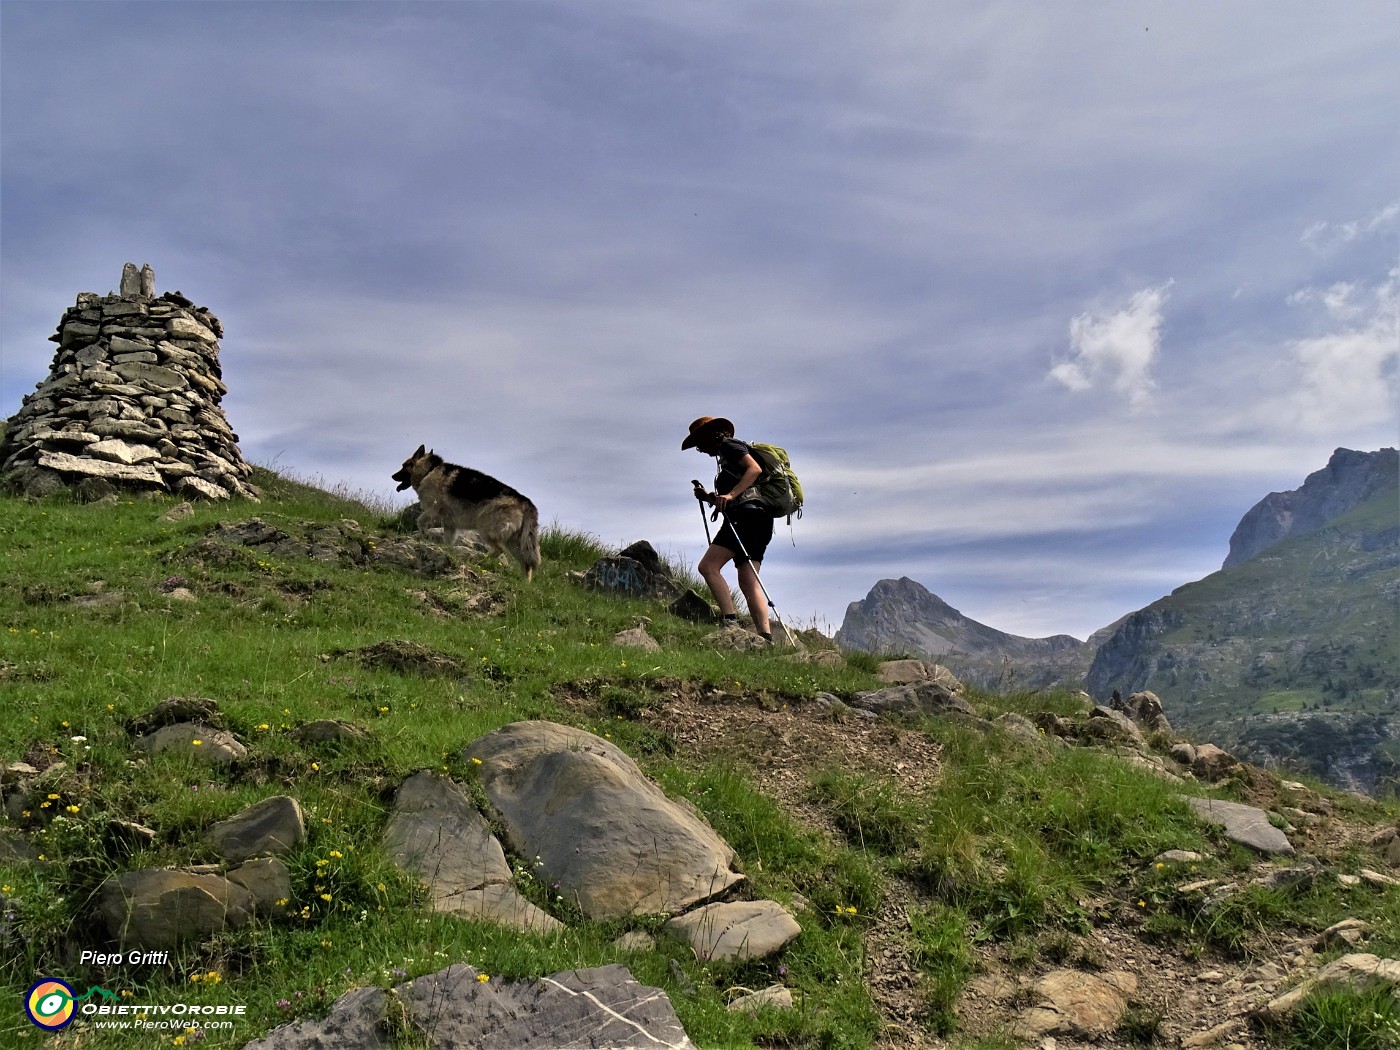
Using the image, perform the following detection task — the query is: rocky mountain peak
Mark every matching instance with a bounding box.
[1223,447,1398,569]
[836,576,1083,669]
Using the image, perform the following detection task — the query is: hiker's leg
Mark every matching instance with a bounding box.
[698,544,738,616]
[735,560,770,636]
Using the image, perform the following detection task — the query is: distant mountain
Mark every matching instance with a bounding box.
[1223,447,1398,568]
[835,577,1097,689]
[837,447,1399,795]
[1087,448,1399,795]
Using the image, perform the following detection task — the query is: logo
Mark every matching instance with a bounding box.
[25,978,77,1030]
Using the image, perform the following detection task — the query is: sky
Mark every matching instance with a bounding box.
[2,1,1396,641]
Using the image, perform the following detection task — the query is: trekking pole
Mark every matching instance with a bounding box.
[691,481,712,545]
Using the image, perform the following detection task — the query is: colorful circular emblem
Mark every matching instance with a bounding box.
[25,979,77,1030]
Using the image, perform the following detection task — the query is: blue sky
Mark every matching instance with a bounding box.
[2,1,1396,640]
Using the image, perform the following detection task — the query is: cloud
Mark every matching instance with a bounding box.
[1288,265,1400,433]
[4,3,1399,644]
[1300,200,1400,254]
[1048,283,1172,409]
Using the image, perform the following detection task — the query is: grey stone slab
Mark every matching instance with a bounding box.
[1184,796,1296,855]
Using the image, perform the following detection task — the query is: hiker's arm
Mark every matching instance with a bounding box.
[715,455,762,510]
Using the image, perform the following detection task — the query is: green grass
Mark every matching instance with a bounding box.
[0,481,889,1047]
[1272,985,1400,1050]
[1,473,1397,1048]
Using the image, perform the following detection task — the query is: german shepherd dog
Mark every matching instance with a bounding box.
[392,445,541,581]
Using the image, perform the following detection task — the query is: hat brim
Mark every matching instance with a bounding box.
[681,417,734,450]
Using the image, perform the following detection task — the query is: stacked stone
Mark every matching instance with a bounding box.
[0,264,256,501]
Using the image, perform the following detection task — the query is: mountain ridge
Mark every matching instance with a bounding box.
[834,576,1097,690]
[1224,446,1398,569]
[837,447,1399,792]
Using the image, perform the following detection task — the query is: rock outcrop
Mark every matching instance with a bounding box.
[0,265,255,501]
[1223,447,1399,568]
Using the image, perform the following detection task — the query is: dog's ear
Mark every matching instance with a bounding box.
[413,444,426,457]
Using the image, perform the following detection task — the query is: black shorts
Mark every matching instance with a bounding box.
[714,503,774,565]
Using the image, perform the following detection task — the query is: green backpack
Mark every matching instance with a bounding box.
[748,442,804,520]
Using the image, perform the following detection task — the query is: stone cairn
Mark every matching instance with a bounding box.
[0,263,256,501]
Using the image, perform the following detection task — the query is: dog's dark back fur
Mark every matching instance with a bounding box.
[446,463,530,504]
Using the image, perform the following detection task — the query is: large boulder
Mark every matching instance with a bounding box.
[242,963,694,1050]
[382,772,559,933]
[98,869,257,948]
[464,721,744,919]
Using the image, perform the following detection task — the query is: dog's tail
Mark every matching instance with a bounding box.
[513,503,542,582]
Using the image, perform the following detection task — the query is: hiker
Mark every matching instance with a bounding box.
[682,416,775,643]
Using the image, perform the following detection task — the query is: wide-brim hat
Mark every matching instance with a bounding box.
[681,416,734,450]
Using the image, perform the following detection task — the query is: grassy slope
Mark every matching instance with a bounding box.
[1,471,1396,1049]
